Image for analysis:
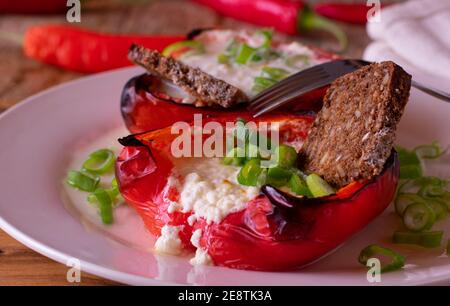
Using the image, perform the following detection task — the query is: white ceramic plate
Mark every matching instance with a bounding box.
[0,66,449,286]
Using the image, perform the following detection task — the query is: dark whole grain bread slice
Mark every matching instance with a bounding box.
[128,44,248,107]
[299,61,411,187]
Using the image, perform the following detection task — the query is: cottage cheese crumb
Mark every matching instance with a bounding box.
[168,158,259,224]
[154,225,183,255]
[189,229,213,266]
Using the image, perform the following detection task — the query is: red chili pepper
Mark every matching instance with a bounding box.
[116,109,399,270]
[23,25,184,73]
[314,3,382,25]
[193,0,348,51]
[0,0,68,14]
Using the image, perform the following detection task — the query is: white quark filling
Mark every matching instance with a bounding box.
[168,158,260,224]
[189,229,213,266]
[181,30,323,97]
[154,225,183,255]
[161,157,260,266]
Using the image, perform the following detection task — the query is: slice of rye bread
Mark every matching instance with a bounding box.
[128,44,248,107]
[299,61,411,187]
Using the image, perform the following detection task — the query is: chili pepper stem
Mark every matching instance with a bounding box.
[298,5,348,53]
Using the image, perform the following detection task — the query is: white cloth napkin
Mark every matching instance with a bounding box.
[364,0,450,87]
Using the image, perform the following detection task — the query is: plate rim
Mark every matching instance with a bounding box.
[0,66,449,286]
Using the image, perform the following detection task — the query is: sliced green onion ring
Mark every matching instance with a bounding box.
[285,54,310,68]
[306,173,335,197]
[443,192,450,210]
[82,149,115,174]
[426,198,448,220]
[399,165,423,180]
[393,231,443,248]
[358,244,405,273]
[257,28,273,49]
[396,146,422,179]
[402,202,436,232]
[395,193,426,216]
[235,44,256,65]
[262,66,289,81]
[266,167,292,187]
[66,170,100,192]
[92,188,114,225]
[274,144,298,168]
[289,174,312,197]
[414,141,448,160]
[162,40,204,57]
[237,159,263,186]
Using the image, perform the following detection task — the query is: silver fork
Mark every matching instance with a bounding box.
[248,59,450,117]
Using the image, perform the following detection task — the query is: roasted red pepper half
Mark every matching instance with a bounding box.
[116,111,399,271]
[121,73,328,133]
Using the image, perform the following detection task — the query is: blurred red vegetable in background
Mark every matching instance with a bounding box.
[314,3,385,25]
[0,0,68,14]
[193,0,348,50]
[24,25,184,73]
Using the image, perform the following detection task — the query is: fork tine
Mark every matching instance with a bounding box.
[249,60,367,117]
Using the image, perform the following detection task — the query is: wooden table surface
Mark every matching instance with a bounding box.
[0,0,400,286]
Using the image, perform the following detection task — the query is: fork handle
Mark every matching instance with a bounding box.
[412,80,450,103]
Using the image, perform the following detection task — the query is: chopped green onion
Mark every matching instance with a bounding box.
[266,167,292,187]
[223,147,246,166]
[262,67,289,81]
[418,180,447,198]
[237,159,263,186]
[285,54,310,68]
[306,173,335,197]
[257,28,273,49]
[414,141,448,159]
[398,176,448,195]
[111,177,118,189]
[82,149,115,175]
[403,203,436,232]
[253,76,277,91]
[443,192,450,210]
[399,165,423,180]
[426,198,448,220]
[217,53,229,64]
[396,146,422,179]
[92,188,114,225]
[162,40,204,57]
[403,202,436,232]
[393,231,443,248]
[66,170,100,192]
[289,174,312,197]
[235,44,256,65]
[274,144,298,168]
[88,177,121,206]
[395,193,426,216]
[358,244,405,273]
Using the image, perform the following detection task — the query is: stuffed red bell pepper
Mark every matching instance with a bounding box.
[114,29,411,271]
